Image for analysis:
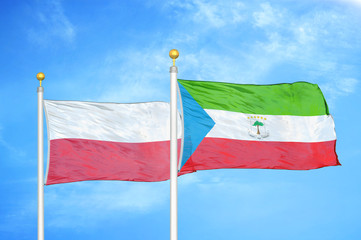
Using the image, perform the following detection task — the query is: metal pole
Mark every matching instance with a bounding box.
[37,72,45,240]
[169,49,179,240]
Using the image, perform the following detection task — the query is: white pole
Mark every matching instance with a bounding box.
[169,49,179,240]
[37,72,45,240]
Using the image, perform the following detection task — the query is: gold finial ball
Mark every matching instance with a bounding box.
[169,49,179,60]
[36,72,45,81]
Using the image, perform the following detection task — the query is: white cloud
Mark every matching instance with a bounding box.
[333,0,361,7]
[246,3,361,93]
[192,0,245,27]
[78,1,360,100]
[253,2,283,28]
[319,78,359,107]
[41,1,360,110]
[293,26,316,45]
[164,0,246,28]
[27,0,75,45]
[337,78,358,93]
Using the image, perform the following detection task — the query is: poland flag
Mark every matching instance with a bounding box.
[44,100,189,185]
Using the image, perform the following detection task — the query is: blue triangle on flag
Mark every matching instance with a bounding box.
[178,82,215,170]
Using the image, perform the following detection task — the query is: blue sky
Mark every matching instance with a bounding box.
[1,0,361,239]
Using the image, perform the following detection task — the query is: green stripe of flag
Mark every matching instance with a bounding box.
[178,80,329,116]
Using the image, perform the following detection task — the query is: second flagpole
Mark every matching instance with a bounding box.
[169,49,179,240]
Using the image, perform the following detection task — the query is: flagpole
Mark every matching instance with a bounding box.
[169,49,179,240]
[37,72,45,240]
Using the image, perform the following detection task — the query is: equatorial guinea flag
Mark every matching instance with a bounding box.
[177,79,340,172]
[44,100,192,185]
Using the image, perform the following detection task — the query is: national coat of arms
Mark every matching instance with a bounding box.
[248,116,269,139]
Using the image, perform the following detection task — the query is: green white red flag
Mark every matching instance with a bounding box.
[177,80,340,172]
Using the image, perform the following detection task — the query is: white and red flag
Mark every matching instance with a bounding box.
[44,100,189,185]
